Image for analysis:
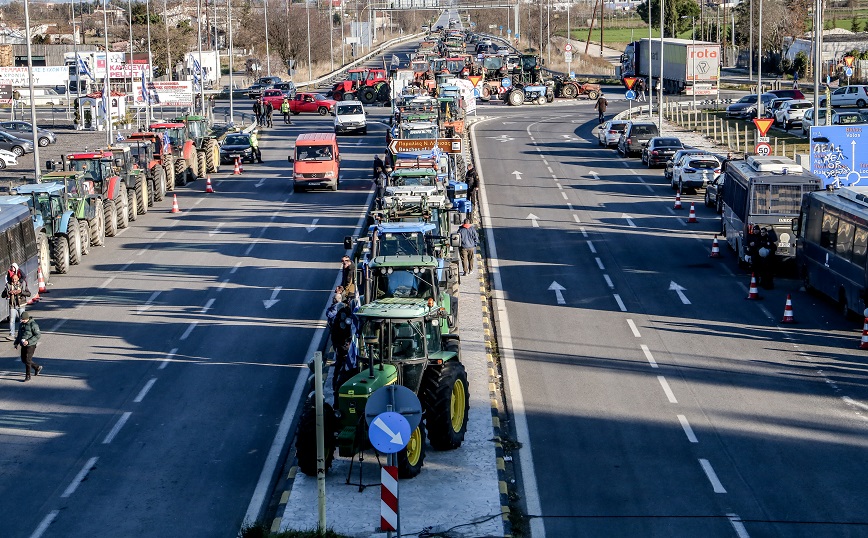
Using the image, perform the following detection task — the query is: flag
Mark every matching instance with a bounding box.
[99,85,107,114]
[77,54,93,79]
[161,132,171,153]
[140,71,150,104]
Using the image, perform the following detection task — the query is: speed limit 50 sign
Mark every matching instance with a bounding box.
[755,142,772,156]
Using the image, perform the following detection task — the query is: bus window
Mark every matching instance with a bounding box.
[853,226,868,267]
[821,211,838,250]
[806,207,822,243]
[836,219,855,260]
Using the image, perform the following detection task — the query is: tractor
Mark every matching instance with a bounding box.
[329,68,391,105]
[47,170,106,251]
[150,121,199,186]
[106,145,152,220]
[14,182,86,274]
[117,140,167,203]
[173,115,220,175]
[295,298,468,479]
[61,150,130,236]
[127,131,176,193]
[552,75,601,100]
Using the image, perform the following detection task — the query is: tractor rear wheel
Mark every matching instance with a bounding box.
[397,422,426,479]
[174,158,187,187]
[586,90,600,100]
[136,180,148,215]
[52,236,70,274]
[37,231,50,283]
[68,218,82,265]
[147,179,156,207]
[188,149,200,179]
[104,199,118,237]
[508,89,525,106]
[360,87,377,105]
[204,139,218,173]
[91,199,106,246]
[562,84,578,99]
[154,166,166,201]
[422,360,469,450]
[197,151,207,180]
[127,188,138,222]
[79,219,91,256]
[295,401,336,477]
[118,187,130,229]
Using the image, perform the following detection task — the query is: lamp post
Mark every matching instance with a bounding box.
[306,1,312,81]
[164,0,171,81]
[228,0,235,123]
[648,0,653,120]
[23,0,40,182]
[658,0,664,133]
[756,0,763,119]
[146,0,155,124]
[263,0,271,76]
[196,0,206,115]
[102,0,113,146]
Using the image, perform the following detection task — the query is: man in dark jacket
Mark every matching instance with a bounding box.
[465,163,479,209]
[594,93,608,124]
[5,271,30,340]
[458,219,479,275]
[14,312,42,381]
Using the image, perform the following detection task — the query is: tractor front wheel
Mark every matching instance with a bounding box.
[422,359,469,450]
[397,422,426,479]
[52,236,70,274]
[204,138,218,173]
[104,198,118,237]
[68,218,82,265]
[586,90,600,100]
[197,151,207,179]
[174,158,188,187]
[136,180,148,215]
[91,199,106,246]
[295,401,336,477]
[37,231,50,283]
[118,187,130,229]
[562,83,578,99]
[508,89,525,106]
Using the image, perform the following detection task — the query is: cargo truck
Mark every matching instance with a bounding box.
[620,38,720,96]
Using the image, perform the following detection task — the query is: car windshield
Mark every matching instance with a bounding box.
[224,134,249,145]
[313,94,327,101]
[687,159,719,169]
[631,125,658,136]
[296,145,333,161]
[482,57,503,69]
[374,269,435,299]
[738,95,758,104]
[838,113,863,124]
[390,174,437,187]
[338,105,363,115]
[610,122,628,131]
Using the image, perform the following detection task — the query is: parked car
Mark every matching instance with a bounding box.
[257,76,283,86]
[672,154,722,192]
[800,108,866,135]
[820,84,868,108]
[617,121,659,157]
[726,93,777,119]
[767,88,806,100]
[0,149,18,169]
[597,120,629,147]
[641,137,684,167]
[219,133,257,164]
[774,99,812,130]
[246,83,273,99]
[14,87,67,106]
[764,98,793,119]
[704,173,725,213]
[0,131,34,156]
[665,148,706,180]
[289,92,337,115]
[0,121,56,147]
[260,88,286,110]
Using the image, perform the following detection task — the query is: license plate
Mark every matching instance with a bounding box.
[229,154,240,158]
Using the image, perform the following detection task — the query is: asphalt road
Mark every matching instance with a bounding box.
[473,100,868,537]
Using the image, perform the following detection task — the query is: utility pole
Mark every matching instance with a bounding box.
[264,0,271,76]
[658,0,663,133]
[146,0,155,124]
[164,0,172,81]
[102,0,113,146]
[23,0,40,182]
[228,0,235,122]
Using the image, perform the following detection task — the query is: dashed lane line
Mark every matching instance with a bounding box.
[61,457,98,498]
[200,298,215,313]
[29,510,59,538]
[595,257,605,270]
[603,274,614,289]
[677,415,699,443]
[699,459,727,493]
[657,376,678,403]
[727,513,751,538]
[626,319,641,337]
[613,294,627,312]
[134,378,157,403]
[180,321,198,341]
[587,241,597,254]
[159,348,177,370]
[640,345,658,368]
[102,412,132,444]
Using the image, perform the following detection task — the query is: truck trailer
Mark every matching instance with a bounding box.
[620,38,720,96]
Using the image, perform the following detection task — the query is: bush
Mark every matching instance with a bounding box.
[793,52,810,78]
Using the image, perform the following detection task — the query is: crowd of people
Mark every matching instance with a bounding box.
[3,263,43,382]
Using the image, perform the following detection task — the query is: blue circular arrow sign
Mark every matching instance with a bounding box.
[369,412,411,454]
[846,67,854,77]
[626,90,636,100]
[502,77,512,89]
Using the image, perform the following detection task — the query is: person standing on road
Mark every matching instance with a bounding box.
[594,93,608,124]
[793,71,800,90]
[281,98,292,124]
[252,100,262,126]
[374,167,387,210]
[249,131,262,163]
[14,312,42,382]
[458,218,479,276]
[264,101,274,128]
[6,262,25,287]
[636,78,646,102]
[721,151,735,173]
[341,255,354,287]
[4,272,29,340]
[757,227,777,289]
[465,163,479,210]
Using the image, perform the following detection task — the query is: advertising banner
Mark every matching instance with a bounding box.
[0,66,68,87]
[133,80,193,107]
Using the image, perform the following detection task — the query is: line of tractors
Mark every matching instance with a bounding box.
[0,115,223,284]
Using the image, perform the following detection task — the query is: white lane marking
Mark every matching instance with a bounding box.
[727,513,751,538]
[134,378,157,403]
[306,219,319,233]
[209,223,224,237]
[560,191,568,200]
[136,245,150,256]
[255,178,266,188]
[194,198,205,206]
[676,217,686,227]
[843,396,868,411]
[159,348,178,370]
[244,241,258,256]
[263,286,283,309]
[155,231,167,241]
[573,214,581,223]
[99,276,115,289]
[49,319,67,333]
[589,171,601,180]
[556,183,563,190]
[29,510,59,538]
[548,281,566,305]
[567,203,573,210]
[180,321,198,340]
[640,345,658,368]
[230,261,242,274]
[603,274,614,288]
[666,207,676,215]
[200,298,215,313]
[699,458,727,493]
[626,319,641,337]
[644,183,654,193]
[270,211,280,222]
[61,457,98,497]
[102,412,132,444]
[546,166,553,174]
[120,262,132,271]
[623,214,637,227]
[587,241,597,254]
[678,415,698,443]
[595,257,605,270]
[613,294,627,312]
[529,136,535,141]
[579,226,588,237]
[658,376,678,403]
[217,279,229,292]
[136,291,161,314]
[542,159,549,165]
[526,214,540,228]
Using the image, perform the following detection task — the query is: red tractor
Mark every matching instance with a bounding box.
[149,122,199,186]
[127,131,176,193]
[62,151,130,237]
[329,68,391,105]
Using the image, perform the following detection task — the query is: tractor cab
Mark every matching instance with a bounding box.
[14,182,66,227]
[173,115,209,146]
[386,168,441,200]
[63,152,114,186]
[116,140,153,170]
[150,122,188,158]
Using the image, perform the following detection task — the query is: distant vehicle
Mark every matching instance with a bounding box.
[800,108,866,135]
[764,97,793,120]
[617,121,659,157]
[620,38,721,95]
[260,88,286,109]
[14,87,67,106]
[257,76,283,86]
[219,133,256,164]
[0,149,18,169]
[641,137,683,168]
[0,131,34,157]
[774,99,812,130]
[275,81,296,98]
[289,92,337,115]
[0,121,56,147]
[726,93,777,119]
[672,154,721,192]
[820,84,868,108]
[597,120,629,147]
[767,89,806,100]
[246,83,273,99]
[665,148,707,181]
[704,173,725,213]
[333,101,367,135]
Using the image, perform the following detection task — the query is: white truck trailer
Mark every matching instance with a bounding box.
[620,38,720,96]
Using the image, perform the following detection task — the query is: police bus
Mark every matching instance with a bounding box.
[0,203,39,319]
[721,155,822,264]
[794,186,868,317]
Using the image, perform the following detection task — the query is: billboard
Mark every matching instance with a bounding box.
[809,124,868,187]
[133,80,193,107]
[0,66,68,87]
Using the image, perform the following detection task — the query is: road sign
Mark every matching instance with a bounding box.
[388,137,463,155]
[564,43,573,52]
[468,75,482,88]
[365,384,423,430]
[809,124,868,187]
[846,67,854,77]
[623,76,638,90]
[501,77,512,89]
[757,136,770,143]
[369,412,411,454]
[564,52,573,63]
[473,88,480,97]
[754,142,772,156]
[753,117,774,137]
[845,55,855,68]
[625,90,636,100]
[488,24,497,29]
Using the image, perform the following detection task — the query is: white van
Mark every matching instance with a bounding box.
[14,87,68,106]
[333,100,367,135]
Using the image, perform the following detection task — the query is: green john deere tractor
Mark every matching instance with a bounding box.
[295,297,468,479]
[173,115,220,175]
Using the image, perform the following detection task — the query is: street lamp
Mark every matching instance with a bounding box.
[22,0,40,182]
[658,0,664,132]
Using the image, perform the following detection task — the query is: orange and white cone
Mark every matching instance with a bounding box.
[860,317,868,349]
[239,159,244,173]
[688,203,698,223]
[233,158,241,175]
[37,266,46,293]
[674,190,682,209]
[709,235,721,258]
[746,273,760,300]
[781,294,795,323]
[205,176,214,193]
[171,194,180,213]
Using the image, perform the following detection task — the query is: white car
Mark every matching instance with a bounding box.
[820,85,868,108]
[774,99,812,130]
[0,149,18,169]
[333,100,367,135]
[672,155,722,191]
[597,120,629,147]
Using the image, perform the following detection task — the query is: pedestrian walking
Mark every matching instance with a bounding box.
[14,312,42,382]
[757,227,777,289]
[594,93,608,124]
[458,218,479,275]
[374,168,387,210]
[5,262,25,286]
[465,163,479,209]
[793,71,800,90]
[636,78,646,102]
[4,272,29,340]
[373,154,384,179]
[281,98,292,124]
[264,102,274,128]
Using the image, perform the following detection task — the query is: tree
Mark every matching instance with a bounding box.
[851,15,861,33]
[636,0,699,37]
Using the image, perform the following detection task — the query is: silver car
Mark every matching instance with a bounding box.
[597,120,628,147]
[0,121,56,147]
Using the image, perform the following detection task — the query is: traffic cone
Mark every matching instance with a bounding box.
[205,176,214,193]
[233,158,241,175]
[37,266,46,293]
[860,317,868,349]
[171,194,180,213]
[674,190,682,209]
[746,273,760,300]
[688,203,698,223]
[781,294,795,323]
[239,159,244,173]
[709,235,721,258]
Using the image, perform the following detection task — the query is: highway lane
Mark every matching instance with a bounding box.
[0,112,379,536]
[474,102,868,537]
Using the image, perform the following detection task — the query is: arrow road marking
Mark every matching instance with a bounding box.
[669,281,691,304]
[622,214,637,227]
[548,281,566,305]
[263,286,282,309]
[136,291,162,313]
[589,171,600,180]
[373,416,404,445]
[254,178,265,188]
[306,219,319,233]
[488,134,515,142]
[526,213,540,227]
[512,170,523,180]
